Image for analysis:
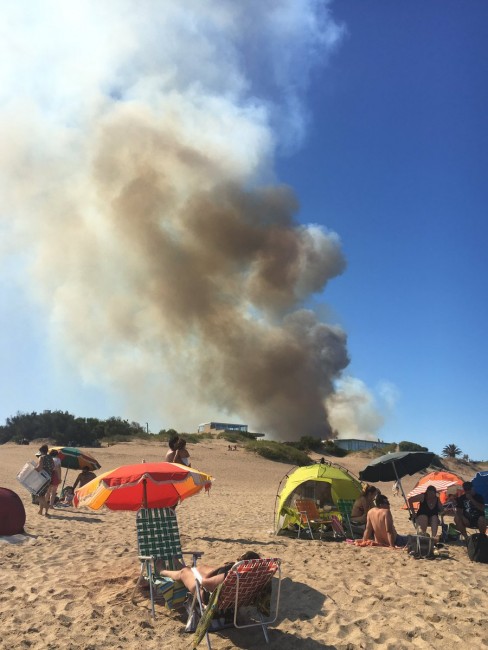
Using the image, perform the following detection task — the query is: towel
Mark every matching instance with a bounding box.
[191,583,223,648]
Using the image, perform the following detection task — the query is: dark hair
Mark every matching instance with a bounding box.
[39,444,49,454]
[49,449,58,456]
[425,485,436,494]
[238,551,261,561]
[462,481,472,491]
[375,494,389,507]
[168,435,180,451]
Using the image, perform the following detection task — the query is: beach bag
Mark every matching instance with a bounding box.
[440,522,449,543]
[467,533,488,563]
[154,577,187,609]
[446,523,460,541]
[406,534,435,559]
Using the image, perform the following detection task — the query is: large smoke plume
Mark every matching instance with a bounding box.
[0,1,356,439]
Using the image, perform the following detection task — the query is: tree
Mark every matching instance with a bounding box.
[442,443,462,458]
[399,441,428,452]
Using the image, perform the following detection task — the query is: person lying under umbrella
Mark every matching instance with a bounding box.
[160,550,261,596]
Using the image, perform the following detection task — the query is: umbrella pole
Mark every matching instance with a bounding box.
[142,478,148,509]
[393,463,416,530]
[62,468,69,491]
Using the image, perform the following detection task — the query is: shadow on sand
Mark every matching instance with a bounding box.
[45,513,104,523]
[222,628,336,649]
[198,536,288,548]
[169,575,329,649]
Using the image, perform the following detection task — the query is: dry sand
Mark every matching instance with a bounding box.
[1,439,487,650]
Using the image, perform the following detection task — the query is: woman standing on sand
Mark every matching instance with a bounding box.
[165,435,180,462]
[174,438,191,466]
[35,445,55,517]
[47,449,62,507]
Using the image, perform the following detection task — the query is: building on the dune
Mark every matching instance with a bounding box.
[332,438,388,452]
[197,421,248,434]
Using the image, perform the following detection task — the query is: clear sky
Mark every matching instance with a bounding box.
[1,2,487,461]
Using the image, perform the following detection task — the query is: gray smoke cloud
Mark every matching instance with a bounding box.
[0,1,351,439]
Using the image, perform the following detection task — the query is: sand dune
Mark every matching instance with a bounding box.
[1,439,487,650]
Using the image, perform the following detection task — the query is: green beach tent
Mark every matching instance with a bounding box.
[274,461,362,534]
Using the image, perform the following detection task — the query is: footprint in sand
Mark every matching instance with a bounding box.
[63,600,79,612]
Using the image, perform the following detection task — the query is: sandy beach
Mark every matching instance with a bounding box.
[1,439,487,650]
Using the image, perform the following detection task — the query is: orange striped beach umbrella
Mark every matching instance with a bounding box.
[74,461,213,511]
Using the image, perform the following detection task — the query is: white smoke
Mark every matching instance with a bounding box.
[0,1,353,438]
[326,377,399,441]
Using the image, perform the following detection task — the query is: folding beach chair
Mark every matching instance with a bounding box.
[189,557,282,649]
[337,499,363,539]
[295,499,332,540]
[131,507,203,618]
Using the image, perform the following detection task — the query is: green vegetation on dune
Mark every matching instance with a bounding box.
[245,440,311,465]
[217,430,259,443]
[0,411,213,447]
[398,441,428,452]
[3,412,486,465]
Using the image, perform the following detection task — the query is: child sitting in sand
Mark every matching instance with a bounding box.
[55,486,74,507]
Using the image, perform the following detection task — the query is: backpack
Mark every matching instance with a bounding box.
[467,533,488,563]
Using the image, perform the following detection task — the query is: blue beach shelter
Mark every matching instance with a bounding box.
[471,471,488,505]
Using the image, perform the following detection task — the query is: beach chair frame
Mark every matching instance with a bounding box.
[295,498,332,540]
[191,557,282,649]
[131,507,203,618]
[337,499,362,539]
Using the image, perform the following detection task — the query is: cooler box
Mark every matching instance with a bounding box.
[16,461,51,495]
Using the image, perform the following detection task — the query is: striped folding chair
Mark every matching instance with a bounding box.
[337,499,358,538]
[131,507,203,618]
[295,499,332,540]
[190,558,282,649]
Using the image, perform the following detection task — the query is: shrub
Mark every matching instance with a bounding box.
[178,433,213,443]
[322,441,348,457]
[285,436,324,452]
[217,431,258,443]
[245,440,311,465]
[399,441,428,452]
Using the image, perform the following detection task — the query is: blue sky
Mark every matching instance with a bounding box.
[278,2,488,460]
[0,2,487,460]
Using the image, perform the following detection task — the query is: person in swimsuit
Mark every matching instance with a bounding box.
[55,486,74,507]
[160,551,261,595]
[47,449,62,507]
[165,435,180,462]
[351,485,379,525]
[174,438,191,467]
[73,466,97,490]
[408,485,443,540]
[35,445,55,516]
[454,481,487,539]
[363,494,408,547]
